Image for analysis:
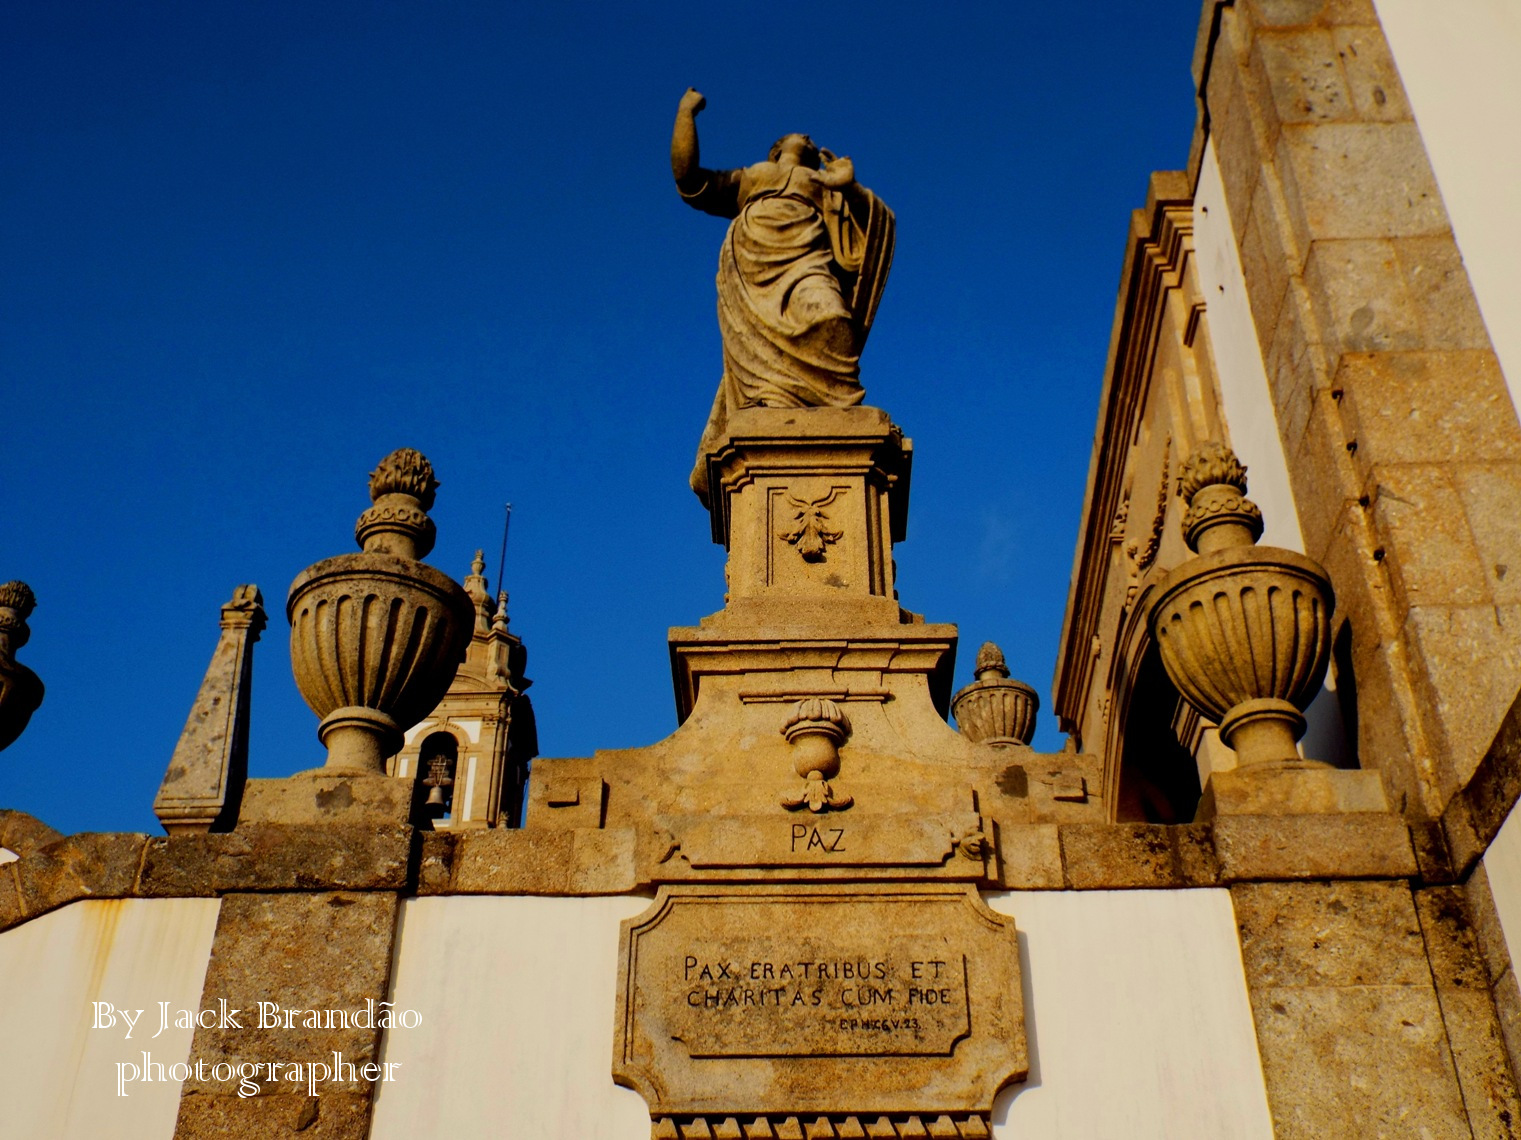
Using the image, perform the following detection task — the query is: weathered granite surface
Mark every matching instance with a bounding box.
[172,891,401,1140]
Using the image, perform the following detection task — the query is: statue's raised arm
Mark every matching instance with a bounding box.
[673,90,896,497]
[671,88,740,219]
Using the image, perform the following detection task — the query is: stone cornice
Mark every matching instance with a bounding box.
[1052,174,1194,736]
[0,811,1429,939]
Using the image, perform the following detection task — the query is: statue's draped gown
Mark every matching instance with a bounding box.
[682,162,895,498]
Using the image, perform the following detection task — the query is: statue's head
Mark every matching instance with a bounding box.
[768,133,821,169]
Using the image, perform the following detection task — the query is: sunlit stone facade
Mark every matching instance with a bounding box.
[4,3,1521,1137]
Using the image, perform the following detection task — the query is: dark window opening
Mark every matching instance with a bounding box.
[1116,644,1201,823]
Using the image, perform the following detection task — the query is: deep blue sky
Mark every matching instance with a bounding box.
[2,2,1201,835]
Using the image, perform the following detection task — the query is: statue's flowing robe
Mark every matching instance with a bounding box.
[682,164,895,497]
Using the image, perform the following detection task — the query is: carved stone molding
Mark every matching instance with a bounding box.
[777,489,844,562]
[651,1112,993,1137]
[1052,177,1199,741]
[1123,436,1171,610]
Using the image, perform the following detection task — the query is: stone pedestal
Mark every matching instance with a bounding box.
[674,406,955,727]
[1198,765,1391,819]
[702,406,910,623]
[239,773,424,828]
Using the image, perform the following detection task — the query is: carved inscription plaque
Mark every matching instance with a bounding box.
[613,884,1026,1119]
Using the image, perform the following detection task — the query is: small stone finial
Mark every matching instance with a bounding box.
[0,580,44,751]
[355,448,440,560]
[974,642,1009,681]
[1176,441,1264,555]
[1176,441,1247,502]
[493,589,511,632]
[0,580,38,655]
[463,549,494,632]
[1151,441,1335,772]
[221,584,267,632]
[369,447,439,508]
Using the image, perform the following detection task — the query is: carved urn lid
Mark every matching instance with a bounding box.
[1176,441,1264,555]
[355,447,440,560]
[973,641,1009,681]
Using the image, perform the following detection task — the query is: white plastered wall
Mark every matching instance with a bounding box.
[1193,141,1349,767]
[990,889,1273,1139]
[371,890,1271,1139]
[1193,146,1305,556]
[370,894,655,1140]
[1482,801,1521,983]
[0,898,220,1139]
[1375,0,1521,416]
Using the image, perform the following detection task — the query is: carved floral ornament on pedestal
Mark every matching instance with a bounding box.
[1148,442,1334,768]
[777,488,844,562]
[287,448,473,774]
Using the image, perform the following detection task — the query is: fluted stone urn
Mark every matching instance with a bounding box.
[0,581,44,752]
[951,642,1039,747]
[1148,443,1333,768]
[287,449,473,774]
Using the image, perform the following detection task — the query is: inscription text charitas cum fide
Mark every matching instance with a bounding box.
[677,946,968,1057]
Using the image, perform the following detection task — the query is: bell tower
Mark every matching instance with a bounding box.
[388,550,537,828]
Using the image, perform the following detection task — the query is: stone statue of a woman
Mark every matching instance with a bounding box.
[671,88,895,498]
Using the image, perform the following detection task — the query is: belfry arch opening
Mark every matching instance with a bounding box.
[419,731,460,819]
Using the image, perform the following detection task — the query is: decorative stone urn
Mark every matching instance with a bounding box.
[287,449,473,774]
[779,697,853,812]
[1148,442,1334,768]
[0,581,44,752]
[951,642,1039,746]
